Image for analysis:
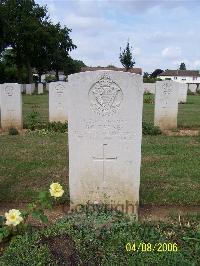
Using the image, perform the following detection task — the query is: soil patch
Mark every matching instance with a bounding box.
[139,204,200,221]
[163,129,199,136]
[0,203,199,223]
[40,234,80,265]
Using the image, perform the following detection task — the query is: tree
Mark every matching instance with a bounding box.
[143,72,149,79]
[64,58,86,76]
[0,48,27,83]
[47,23,77,81]
[150,69,163,78]
[1,0,77,83]
[119,41,135,70]
[1,0,48,83]
[179,62,186,70]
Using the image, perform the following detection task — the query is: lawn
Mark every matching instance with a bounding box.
[0,132,199,206]
[0,93,200,206]
[22,93,200,129]
[1,92,200,265]
[23,93,49,124]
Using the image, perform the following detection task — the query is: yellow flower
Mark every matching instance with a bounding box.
[5,209,23,226]
[49,182,64,198]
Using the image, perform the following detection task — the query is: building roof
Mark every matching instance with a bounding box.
[158,70,200,77]
[81,66,142,75]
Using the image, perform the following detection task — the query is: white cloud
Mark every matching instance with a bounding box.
[161,46,182,59]
[193,60,200,68]
[35,0,200,72]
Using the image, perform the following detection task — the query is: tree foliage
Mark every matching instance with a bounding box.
[64,58,86,76]
[0,0,77,83]
[179,62,186,70]
[150,69,163,78]
[119,42,135,70]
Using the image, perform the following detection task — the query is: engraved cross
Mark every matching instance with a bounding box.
[93,144,117,182]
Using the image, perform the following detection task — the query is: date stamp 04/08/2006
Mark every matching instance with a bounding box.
[125,243,178,252]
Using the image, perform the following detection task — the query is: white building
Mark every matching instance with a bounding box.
[158,70,200,85]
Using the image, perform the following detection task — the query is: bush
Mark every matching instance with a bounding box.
[144,91,152,95]
[142,121,162,135]
[0,233,54,266]
[24,111,41,130]
[187,89,196,95]
[1,209,199,266]
[44,122,67,133]
[8,127,19,135]
[143,96,154,104]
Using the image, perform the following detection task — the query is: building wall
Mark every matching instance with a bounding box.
[159,75,200,84]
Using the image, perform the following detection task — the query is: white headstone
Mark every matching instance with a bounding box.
[49,81,68,122]
[68,71,143,216]
[46,83,49,91]
[178,83,187,103]
[143,83,155,94]
[154,80,179,130]
[0,83,22,130]
[26,84,32,95]
[20,84,26,93]
[38,83,43,94]
[188,84,197,93]
[31,83,35,93]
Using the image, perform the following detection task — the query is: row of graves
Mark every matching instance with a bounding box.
[0,70,197,216]
[21,83,48,95]
[144,82,198,98]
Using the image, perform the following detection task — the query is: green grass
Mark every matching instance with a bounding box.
[0,132,199,206]
[23,93,49,124]
[22,94,200,129]
[0,132,69,203]
[0,94,199,205]
[141,135,200,205]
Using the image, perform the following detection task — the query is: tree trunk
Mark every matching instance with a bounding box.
[39,73,41,83]
[56,69,59,81]
[27,60,33,83]
[16,64,21,83]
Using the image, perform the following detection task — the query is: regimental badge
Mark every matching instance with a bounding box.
[88,74,123,116]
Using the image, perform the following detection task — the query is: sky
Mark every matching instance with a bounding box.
[36,0,200,73]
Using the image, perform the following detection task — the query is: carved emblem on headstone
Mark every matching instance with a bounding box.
[55,84,64,111]
[162,83,172,95]
[5,86,14,96]
[88,74,123,116]
[55,84,64,97]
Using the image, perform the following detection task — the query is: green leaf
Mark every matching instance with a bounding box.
[31,209,48,223]
[31,209,44,220]
[39,214,48,224]
[0,215,5,226]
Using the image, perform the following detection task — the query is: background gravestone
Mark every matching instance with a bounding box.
[49,81,68,122]
[46,83,49,91]
[38,83,43,94]
[31,83,35,94]
[21,84,26,93]
[154,80,179,130]
[178,83,187,103]
[143,83,155,94]
[188,84,197,93]
[26,84,32,95]
[0,83,22,130]
[68,71,143,215]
